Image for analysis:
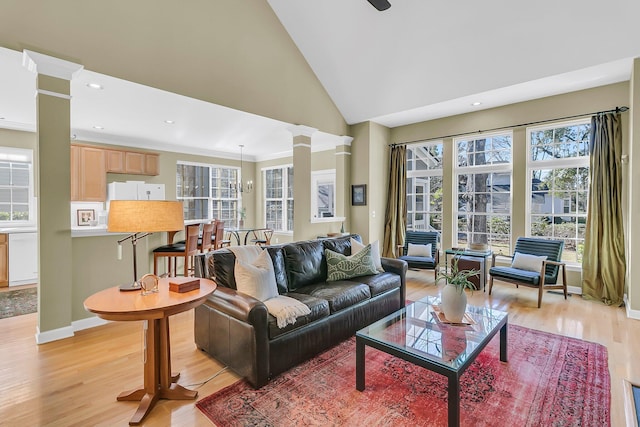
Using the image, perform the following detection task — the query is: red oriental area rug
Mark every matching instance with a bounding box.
[196,325,610,426]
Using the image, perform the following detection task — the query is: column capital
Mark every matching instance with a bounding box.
[338,136,353,146]
[287,124,317,138]
[23,50,83,80]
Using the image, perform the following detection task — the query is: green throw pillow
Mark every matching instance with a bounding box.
[325,244,378,282]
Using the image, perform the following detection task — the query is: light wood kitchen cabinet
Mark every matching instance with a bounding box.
[125,151,145,174]
[71,146,106,201]
[106,150,125,173]
[71,144,159,201]
[144,153,159,175]
[0,234,8,287]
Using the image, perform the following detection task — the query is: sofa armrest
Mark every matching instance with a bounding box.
[205,286,269,325]
[381,256,407,276]
[381,257,408,304]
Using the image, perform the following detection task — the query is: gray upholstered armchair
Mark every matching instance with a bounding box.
[488,237,567,308]
[397,230,439,279]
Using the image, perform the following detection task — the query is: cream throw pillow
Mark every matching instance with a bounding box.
[234,249,278,301]
[407,243,432,257]
[511,252,547,272]
[351,238,384,272]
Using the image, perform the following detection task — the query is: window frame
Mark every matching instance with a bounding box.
[0,147,35,226]
[263,164,294,233]
[406,141,443,232]
[453,131,513,252]
[526,118,590,265]
[176,160,241,224]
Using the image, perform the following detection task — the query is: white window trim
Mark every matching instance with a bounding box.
[406,141,444,232]
[176,160,241,223]
[525,119,590,266]
[310,169,338,223]
[262,164,293,232]
[453,131,513,249]
[0,147,36,227]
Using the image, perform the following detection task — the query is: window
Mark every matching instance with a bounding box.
[176,162,240,224]
[406,142,443,232]
[0,148,34,224]
[527,120,590,263]
[311,170,336,221]
[454,133,512,252]
[264,166,293,232]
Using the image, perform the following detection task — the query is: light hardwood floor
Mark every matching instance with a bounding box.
[0,271,636,426]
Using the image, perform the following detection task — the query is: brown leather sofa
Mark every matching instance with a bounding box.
[193,234,407,388]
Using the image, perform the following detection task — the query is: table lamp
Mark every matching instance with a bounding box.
[108,200,184,291]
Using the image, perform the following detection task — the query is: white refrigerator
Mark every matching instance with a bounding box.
[107,181,166,206]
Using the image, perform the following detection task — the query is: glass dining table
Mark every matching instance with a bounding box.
[224,227,272,245]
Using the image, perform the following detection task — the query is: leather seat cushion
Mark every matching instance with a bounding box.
[267,293,330,339]
[153,243,186,253]
[399,255,436,268]
[349,272,400,297]
[295,282,371,313]
[489,266,540,285]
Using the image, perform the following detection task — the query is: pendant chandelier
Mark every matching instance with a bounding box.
[234,144,253,193]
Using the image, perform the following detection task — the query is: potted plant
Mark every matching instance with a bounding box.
[436,255,479,322]
[238,207,246,228]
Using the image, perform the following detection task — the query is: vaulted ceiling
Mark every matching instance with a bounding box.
[1,1,638,159]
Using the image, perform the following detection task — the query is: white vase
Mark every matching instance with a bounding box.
[441,284,467,323]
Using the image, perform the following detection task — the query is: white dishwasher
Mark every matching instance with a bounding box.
[9,232,38,286]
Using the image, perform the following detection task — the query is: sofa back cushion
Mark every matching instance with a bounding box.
[322,234,358,255]
[283,239,326,290]
[266,246,289,294]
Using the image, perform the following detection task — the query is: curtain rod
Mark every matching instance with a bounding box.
[390,106,629,147]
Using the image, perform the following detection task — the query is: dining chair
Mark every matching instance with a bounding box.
[250,228,273,247]
[153,224,200,277]
[213,219,231,249]
[200,222,214,253]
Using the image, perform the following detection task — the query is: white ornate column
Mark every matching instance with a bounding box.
[23,50,83,343]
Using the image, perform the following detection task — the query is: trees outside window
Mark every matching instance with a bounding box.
[454,133,512,252]
[406,142,443,232]
[527,120,590,263]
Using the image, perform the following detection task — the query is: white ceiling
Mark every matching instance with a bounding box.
[1,1,639,159]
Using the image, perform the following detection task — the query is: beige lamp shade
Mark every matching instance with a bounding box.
[107,200,184,233]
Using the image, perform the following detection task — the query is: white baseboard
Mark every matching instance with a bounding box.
[35,316,109,344]
[567,285,582,295]
[35,325,74,344]
[624,294,640,320]
[73,316,109,331]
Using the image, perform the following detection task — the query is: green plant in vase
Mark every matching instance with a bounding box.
[238,207,246,227]
[436,254,480,322]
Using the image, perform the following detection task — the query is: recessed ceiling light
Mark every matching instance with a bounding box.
[93,125,104,130]
[471,101,482,106]
[87,83,103,90]
[164,120,175,124]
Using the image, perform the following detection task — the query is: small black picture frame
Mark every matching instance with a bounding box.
[352,184,367,206]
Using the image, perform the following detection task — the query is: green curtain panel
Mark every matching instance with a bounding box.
[582,112,626,306]
[382,145,407,258]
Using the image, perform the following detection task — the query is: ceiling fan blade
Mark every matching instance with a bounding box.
[367,0,391,11]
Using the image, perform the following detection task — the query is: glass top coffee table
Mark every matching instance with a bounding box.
[356,296,508,427]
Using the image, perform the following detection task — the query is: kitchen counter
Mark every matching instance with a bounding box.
[0,227,38,234]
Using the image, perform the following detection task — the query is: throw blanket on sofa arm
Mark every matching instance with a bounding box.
[229,245,311,328]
